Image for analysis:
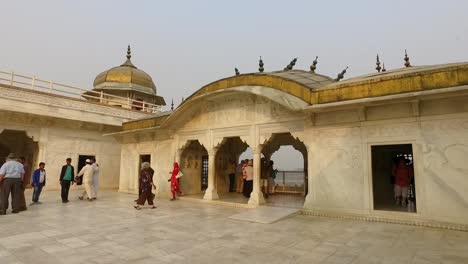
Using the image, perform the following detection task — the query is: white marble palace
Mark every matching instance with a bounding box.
[1,47,468,230]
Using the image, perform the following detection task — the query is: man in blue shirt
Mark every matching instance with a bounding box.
[59,158,75,203]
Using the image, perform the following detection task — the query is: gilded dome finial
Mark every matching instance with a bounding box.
[376,54,381,72]
[404,49,411,67]
[121,45,136,68]
[284,58,298,71]
[259,56,264,72]
[310,56,318,73]
[126,45,131,60]
[335,66,348,81]
[235,67,240,76]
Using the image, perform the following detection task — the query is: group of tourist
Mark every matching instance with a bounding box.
[0,153,100,215]
[1,152,283,214]
[234,158,277,199]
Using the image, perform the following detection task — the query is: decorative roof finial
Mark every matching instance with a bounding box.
[171,99,174,111]
[284,58,298,70]
[335,66,348,81]
[382,62,386,72]
[259,56,264,72]
[376,54,381,72]
[310,56,318,73]
[404,49,411,67]
[235,68,240,76]
[126,45,131,60]
[121,45,136,68]
[181,97,184,103]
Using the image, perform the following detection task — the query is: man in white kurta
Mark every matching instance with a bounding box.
[77,159,95,200]
[91,158,99,199]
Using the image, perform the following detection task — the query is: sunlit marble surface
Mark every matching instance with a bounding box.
[0,190,467,264]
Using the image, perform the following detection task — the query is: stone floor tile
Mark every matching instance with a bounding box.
[1,190,467,264]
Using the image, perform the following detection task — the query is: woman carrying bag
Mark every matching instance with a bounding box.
[168,162,183,201]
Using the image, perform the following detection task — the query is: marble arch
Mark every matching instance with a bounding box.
[114,63,468,230]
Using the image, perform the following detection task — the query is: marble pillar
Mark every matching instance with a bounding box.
[203,148,219,200]
[248,146,265,205]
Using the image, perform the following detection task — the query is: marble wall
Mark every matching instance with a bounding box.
[0,112,122,191]
[118,92,468,226]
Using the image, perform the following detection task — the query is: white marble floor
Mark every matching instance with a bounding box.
[1,190,468,264]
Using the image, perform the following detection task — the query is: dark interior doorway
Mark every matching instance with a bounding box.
[139,154,151,171]
[371,144,416,213]
[0,130,38,188]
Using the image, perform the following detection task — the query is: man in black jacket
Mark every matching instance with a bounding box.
[59,158,75,203]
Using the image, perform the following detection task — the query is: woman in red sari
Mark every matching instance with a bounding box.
[168,162,183,201]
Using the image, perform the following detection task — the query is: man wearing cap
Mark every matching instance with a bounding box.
[76,159,96,201]
[0,153,25,215]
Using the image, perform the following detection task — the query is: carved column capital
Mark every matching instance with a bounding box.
[207,147,218,156]
[252,145,263,155]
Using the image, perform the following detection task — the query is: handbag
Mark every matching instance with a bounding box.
[176,171,183,179]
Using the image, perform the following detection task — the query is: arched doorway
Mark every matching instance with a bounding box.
[179,140,208,195]
[262,133,307,208]
[0,130,39,187]
[214,137,249,195]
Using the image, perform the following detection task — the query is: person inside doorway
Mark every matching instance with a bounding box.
[268,160,277,195]
[228,160,236,192]
[260,158,269,198]
[0,153,25,215]
[392,157,413,207]
[30,162,46,205]
[59,158,75,203]
[236,160,245,193]
[243,160,253,198]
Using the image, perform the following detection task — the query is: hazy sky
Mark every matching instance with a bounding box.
[2,1,467,170]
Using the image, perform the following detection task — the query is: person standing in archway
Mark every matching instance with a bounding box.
[0,153,24,215]
[243,160,253,198]
[268,160,277,195]
[260,158,269,199]
[236,160,245,193]
[392,157,413,207]
[228,160,236,192]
